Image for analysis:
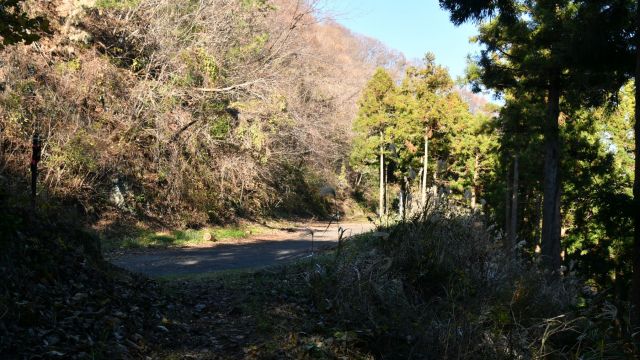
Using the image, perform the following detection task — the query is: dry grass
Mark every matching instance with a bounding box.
[0,0,395,227]
[300,198,638,359]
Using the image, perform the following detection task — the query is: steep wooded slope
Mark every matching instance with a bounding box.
[0,0,405,225]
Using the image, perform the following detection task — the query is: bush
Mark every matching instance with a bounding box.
[305,199,636,359]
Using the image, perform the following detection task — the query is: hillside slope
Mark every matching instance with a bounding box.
[0,0,404,226]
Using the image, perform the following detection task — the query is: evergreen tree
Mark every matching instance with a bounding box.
[440,0,633,274]
[398,54,455,207]
[351,68,397,217]
[448,110,499,211]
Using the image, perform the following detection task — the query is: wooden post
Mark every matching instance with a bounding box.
[30,131,41,212]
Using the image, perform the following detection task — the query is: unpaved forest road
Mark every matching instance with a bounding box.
[108,222,374,277]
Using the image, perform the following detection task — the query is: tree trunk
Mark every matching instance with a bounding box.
[504,160,512,249]
[541,79,562,274]
[418,168,423,202]
[421,129,429,207]
[471,152,479,210]
[399,184,405,220]
[404,176,410,215]
[534,193,543,249]
[379,131,385,218]
[432,159,438,198]
[385,160,389,215]
[509,155,519,248]
[355,173,363,188]
[631,0,640,326]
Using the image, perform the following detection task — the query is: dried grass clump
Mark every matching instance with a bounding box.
[307,200,634,359]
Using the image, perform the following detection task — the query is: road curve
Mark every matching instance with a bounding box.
[108,222,374,277]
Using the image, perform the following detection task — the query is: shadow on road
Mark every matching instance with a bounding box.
[111,239,338,277]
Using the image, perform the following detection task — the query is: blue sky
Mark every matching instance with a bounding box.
[322,0,480,80]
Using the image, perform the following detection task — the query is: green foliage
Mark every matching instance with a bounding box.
[95,0,142,10]
[54,58,82,74]
[49,132,99,175]
[482,80,635,298]
[227,33,270,61]
[350,68,396,173]
[209,117,231,138]
[561,83,635,294]
[351,57,498,211]
[444,0,633,101]
[175,49,221,86]
[104,224,265,250]
[440,0,636,283]
[448,111,499,200]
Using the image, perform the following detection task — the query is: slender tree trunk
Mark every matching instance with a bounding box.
[504,160,512,249]
[471,152,479,210]
[541,79,562,274]
[399,183,405,220]
[385,161,388,215]
[631,0,640,325]
[432,159,438,198]
[379,131,385,218]
[404,176,410,215]
[239,179,245,207]
[510,155,519,248]
[418,168,423,201]
[355,173,363,188]
[536,193,543,246]
[421,129,429,207]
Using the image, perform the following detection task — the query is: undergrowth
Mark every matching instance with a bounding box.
[300,200,638,359]
[151,199,638,358]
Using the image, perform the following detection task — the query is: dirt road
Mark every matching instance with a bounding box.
[108,221,374,277]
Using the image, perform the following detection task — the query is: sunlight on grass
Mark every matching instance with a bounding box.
[105,224,266,250]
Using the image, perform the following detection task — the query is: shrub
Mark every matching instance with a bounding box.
[306,199,636,358]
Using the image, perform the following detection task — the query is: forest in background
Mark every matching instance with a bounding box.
[352,55,636,306]
[349,1,640,347]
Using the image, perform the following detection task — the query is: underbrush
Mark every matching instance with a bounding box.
[0,0,353,226]
[301,201,638,359]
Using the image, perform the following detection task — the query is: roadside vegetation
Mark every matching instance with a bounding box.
[102,223,267,250]
[152,200,634,359]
